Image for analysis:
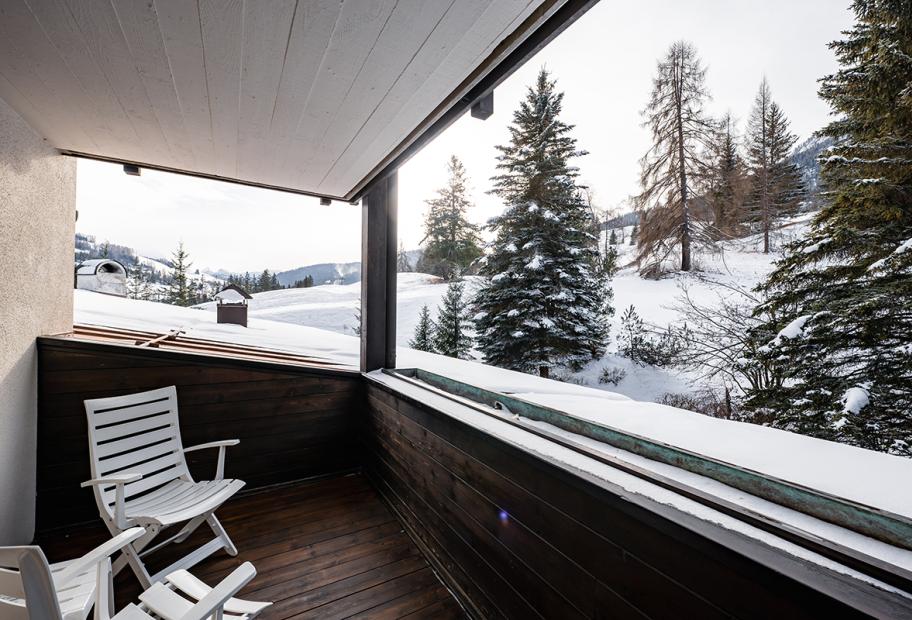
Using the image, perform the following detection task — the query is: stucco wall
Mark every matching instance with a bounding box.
[0,96,76,543]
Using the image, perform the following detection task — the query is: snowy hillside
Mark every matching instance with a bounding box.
[189,216,812,403]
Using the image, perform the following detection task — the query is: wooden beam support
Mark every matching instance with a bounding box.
[470,91,494,120]
[360,171,398,372]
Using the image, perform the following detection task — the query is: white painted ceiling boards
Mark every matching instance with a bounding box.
[0,0,565,199]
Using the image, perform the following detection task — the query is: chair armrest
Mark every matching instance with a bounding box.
[54,527,145,586]
[182,562,257,620]
[81,473,143,486]
[183,440,239,480]
[183,439,240,453]
[81,473,142,529]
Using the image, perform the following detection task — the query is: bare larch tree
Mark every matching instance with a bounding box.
[636,41,715,274]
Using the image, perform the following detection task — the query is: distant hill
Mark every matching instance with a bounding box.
[791,135,835,206]
[275,262,362,287]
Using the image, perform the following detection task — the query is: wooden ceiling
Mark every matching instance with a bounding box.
[0,0,575,200]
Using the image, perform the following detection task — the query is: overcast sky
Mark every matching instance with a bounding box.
[76,0,853,274]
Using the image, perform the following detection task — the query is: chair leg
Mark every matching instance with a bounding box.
[107,522,158,585]
[121,541,154,590]
[207,513,238,557]
[172,515,206,544]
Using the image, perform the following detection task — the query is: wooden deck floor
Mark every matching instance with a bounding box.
[37,473,464,619]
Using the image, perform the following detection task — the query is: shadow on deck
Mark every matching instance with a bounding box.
[36,474,464,619]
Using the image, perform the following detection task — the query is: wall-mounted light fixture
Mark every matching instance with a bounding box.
[123,164,141,176]
[320,197,332,206]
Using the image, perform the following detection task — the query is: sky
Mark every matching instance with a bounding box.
[75,0,854,275]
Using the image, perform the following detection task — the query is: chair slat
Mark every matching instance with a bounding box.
[93,413,176,444]
[95,428,178,459]
[84,387,176,416]
[123,466,186,500]
[104,452,183,481]
[99,443,179,475]
[89,398,174,428]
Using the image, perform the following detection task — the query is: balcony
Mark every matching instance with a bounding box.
[31,327,912,619]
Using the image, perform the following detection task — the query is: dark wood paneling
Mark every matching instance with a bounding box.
[363,380,904,620]
[36,474,466,619]
[35,337,363,533]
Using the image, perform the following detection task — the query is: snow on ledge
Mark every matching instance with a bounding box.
[74,290,912,523]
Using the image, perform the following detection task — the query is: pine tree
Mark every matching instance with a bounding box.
[305,274,314,288]
[744,78,804,252]
[705,112,748,237]
[473,68,610,377]
[167,242,192,306]
[434,281,472,358]
[636,41,716,275]
[629,223,638,246]
[397,241,412,272]
[410,304,437,353]
[127,265,153,300]
[744,0,912,455]
[256,270,272,293]
[609,229,618,245]
[417,156,483,280]
[270,273,280,290]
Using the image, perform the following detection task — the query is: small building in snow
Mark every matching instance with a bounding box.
[214,284,253,327]
[75,259,128,297]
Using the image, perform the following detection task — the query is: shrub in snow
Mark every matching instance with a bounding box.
[618,305,684,368]
[660,389,736,420]
[598,366,627,386]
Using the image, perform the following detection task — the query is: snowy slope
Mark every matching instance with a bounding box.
[187,218,810,402]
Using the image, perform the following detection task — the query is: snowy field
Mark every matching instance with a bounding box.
[191,215,812,402]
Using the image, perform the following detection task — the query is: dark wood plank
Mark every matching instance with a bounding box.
[36,475,465,620]
[364,380,890,620]
[360,170,397,372]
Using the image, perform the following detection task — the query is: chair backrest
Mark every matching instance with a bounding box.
[85,386,190,519]
[0,546,63,620]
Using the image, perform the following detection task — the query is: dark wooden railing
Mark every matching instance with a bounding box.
[363,375,911,619]
[36,336,362,532]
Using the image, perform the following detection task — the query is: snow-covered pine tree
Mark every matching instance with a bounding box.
[744,78,804,253]
[127,265,153,300]
[609,229,618,245]
[636,41,716,275]
[705,112,748,238]
[417,156,482,280]
[167,242,192,306]
[473,68,610,377]
[434,281,472,358]
[397,241,412,272]
[744,0,912,455]
[410,305,436,352]
[629,223,638,246]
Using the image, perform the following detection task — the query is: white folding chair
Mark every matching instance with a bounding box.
[0,527,270,619]
[83,386,245,589]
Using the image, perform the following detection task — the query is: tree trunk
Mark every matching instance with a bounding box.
[675,53,691,272]
[539,366,550,378]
